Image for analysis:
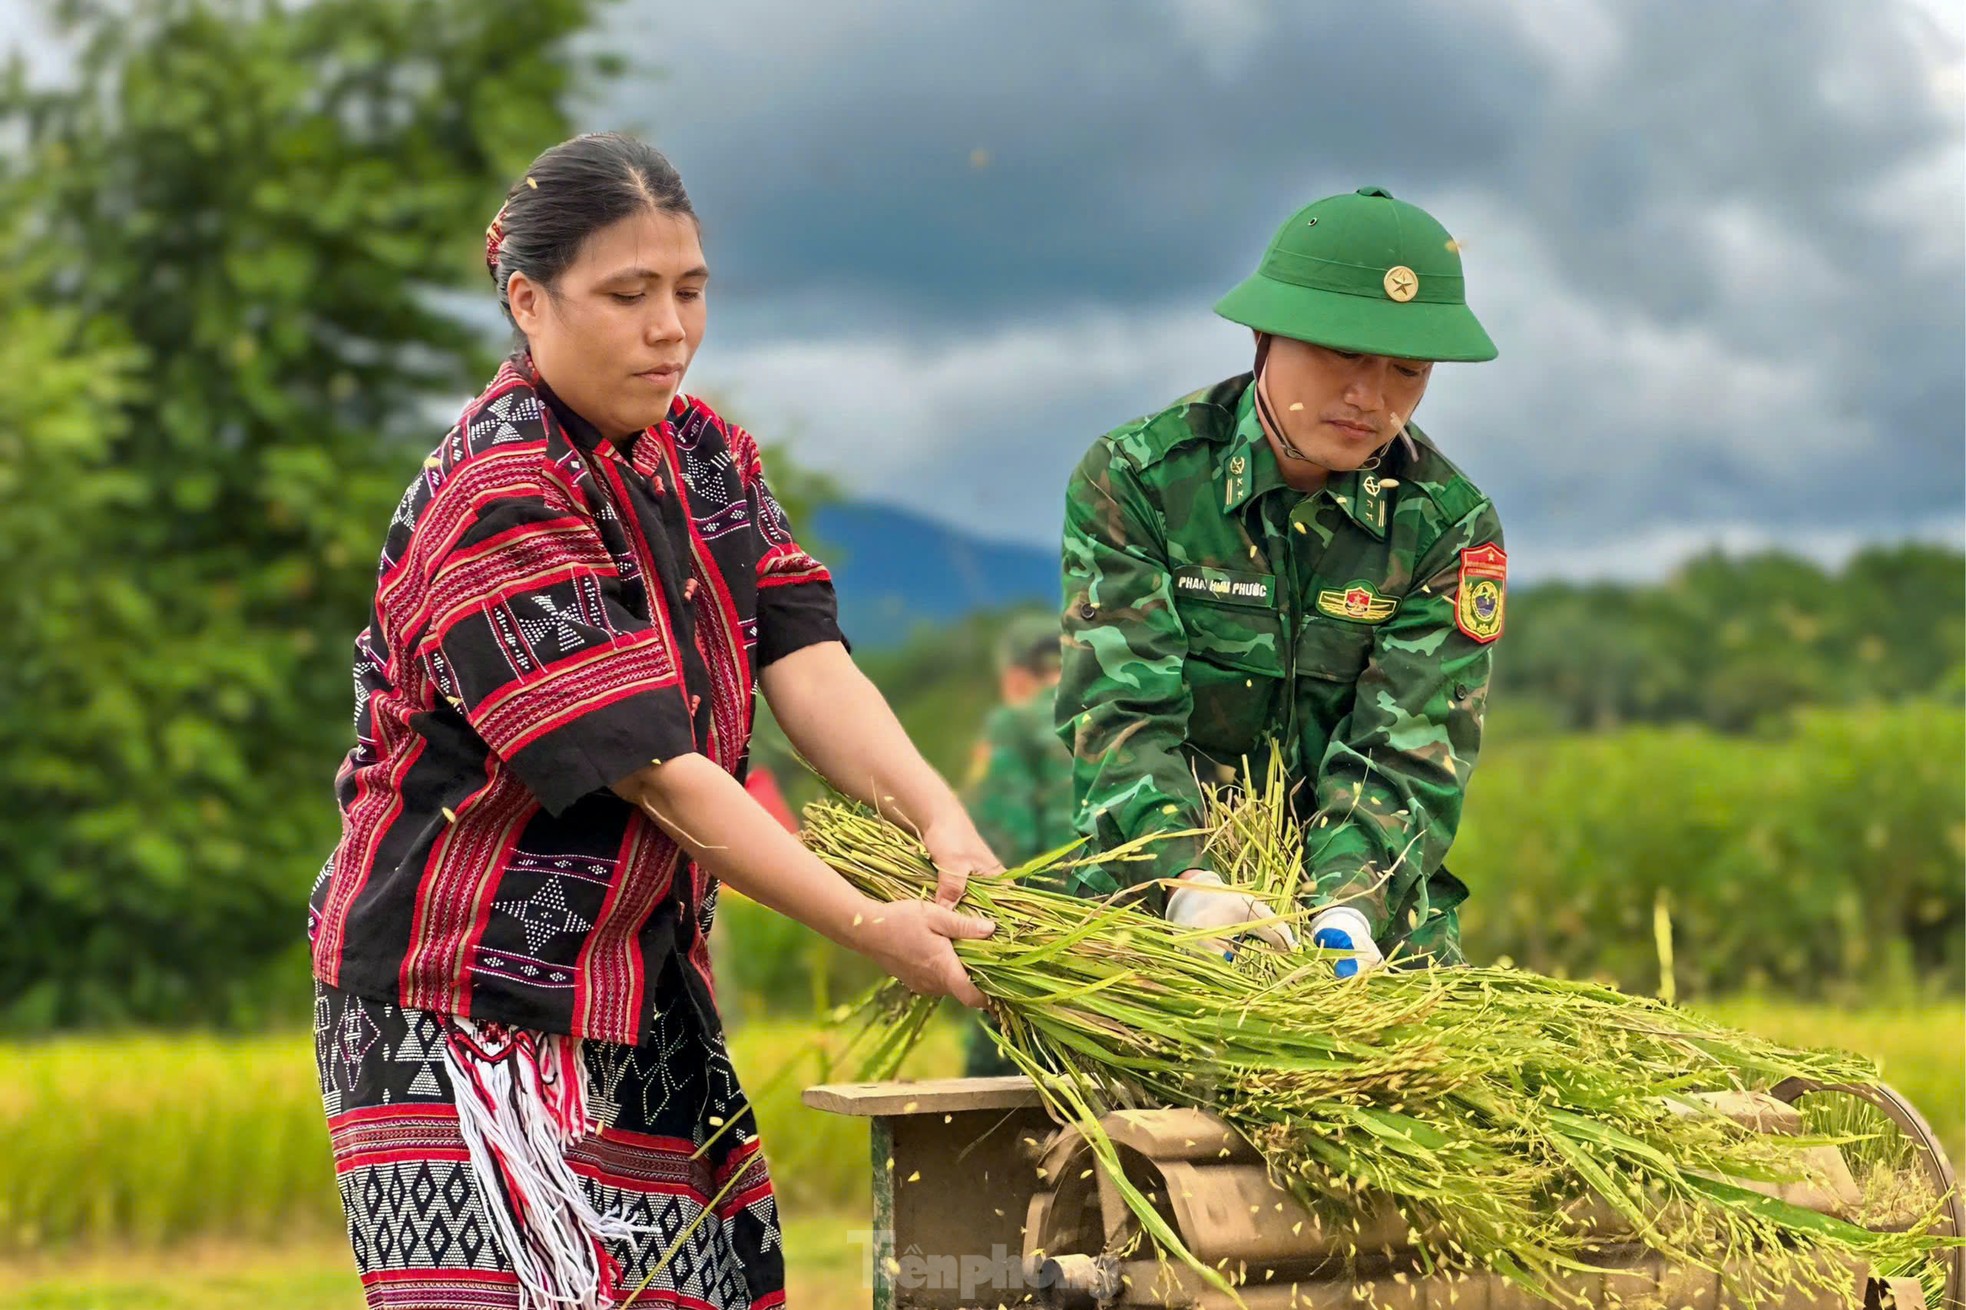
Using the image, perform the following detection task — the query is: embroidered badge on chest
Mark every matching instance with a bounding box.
[1455,543,1507,643]
[1315,581,1398,624]
[1172,565,1276,609]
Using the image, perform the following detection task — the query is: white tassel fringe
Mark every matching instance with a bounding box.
[444,1022,645,1310]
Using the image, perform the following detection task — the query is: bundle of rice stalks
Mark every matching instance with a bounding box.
[802,774,1957,1308]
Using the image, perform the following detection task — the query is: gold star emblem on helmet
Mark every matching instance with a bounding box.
[1383,265,1418,302]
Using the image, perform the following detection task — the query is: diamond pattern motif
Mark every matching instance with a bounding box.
[516,592,591,657]
[595,1189,750,1305]
[315,981,783,1306]
[492,877,594,957]
[337,1157,508,1276]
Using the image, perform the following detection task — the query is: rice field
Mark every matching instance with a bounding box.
[0,1017,958,1256]
[0,1219,869,1310]
[0,998,1954,1307]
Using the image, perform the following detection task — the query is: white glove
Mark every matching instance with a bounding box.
[1307,905,1384,978]
[1164,871,1298,952]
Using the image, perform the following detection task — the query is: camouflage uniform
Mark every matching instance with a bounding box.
[964,620,1078,1075]
[1056,374,1502,965]
[969,692,1080,879]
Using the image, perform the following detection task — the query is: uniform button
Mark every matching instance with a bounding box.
[1078,602,1097,620]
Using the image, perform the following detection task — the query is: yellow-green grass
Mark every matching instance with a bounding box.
[0,1217,868,1310]
[0,1032,330,1252]
[0,1018,958,1255]
[0,999,1953,1267]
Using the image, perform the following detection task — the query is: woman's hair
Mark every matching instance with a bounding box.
[485,133,695,328]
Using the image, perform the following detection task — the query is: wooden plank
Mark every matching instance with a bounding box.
[803,1075,1044,1117]
[871,1116,896,1310]
[1671,1090,1805,1135]
[884,1105,1057,1308]
[1732,1144,1863,1218]
[1869,1274,1931,1309]
[1103,1107,1257,1162]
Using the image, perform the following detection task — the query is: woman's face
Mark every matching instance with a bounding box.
[507,208,708,441]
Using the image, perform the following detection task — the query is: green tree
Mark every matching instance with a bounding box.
[0,0,612,1028]
[1496,547,1965,734]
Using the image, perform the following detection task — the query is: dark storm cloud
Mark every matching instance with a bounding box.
[598,0,1960,563]
[3,0,1953,567]
[606,0,1552,323]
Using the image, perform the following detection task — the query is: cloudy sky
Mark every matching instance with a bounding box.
[585,0,1962,581]
[5,1,1959,581]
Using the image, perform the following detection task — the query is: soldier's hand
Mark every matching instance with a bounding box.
[1306,905,1385,979]
[1164,870,1297,953]
[921,811,1006,908]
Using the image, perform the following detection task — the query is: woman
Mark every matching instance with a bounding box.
[309,133,1000,1310]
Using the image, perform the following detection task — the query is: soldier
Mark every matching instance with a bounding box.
[962,613,1077,1075]
[1057,186,1502,976]
[967,613,1079,875]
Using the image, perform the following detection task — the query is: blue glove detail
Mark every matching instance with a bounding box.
[1312,926,1360,978]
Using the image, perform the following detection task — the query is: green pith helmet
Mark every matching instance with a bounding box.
[996,613,1062,676]
[1214,187,1497,363]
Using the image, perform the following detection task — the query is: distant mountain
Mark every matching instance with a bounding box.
[810,501,1059,647]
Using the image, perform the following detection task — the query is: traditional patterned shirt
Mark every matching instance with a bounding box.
[1056,374,1504,962]
[310,357,841,1045]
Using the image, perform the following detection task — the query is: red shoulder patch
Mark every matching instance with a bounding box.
[1454,543,1507,644]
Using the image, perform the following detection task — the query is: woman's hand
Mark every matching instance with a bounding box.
[615,756,996,1007]
[762,644,1004,904]
[920,809,1005,908]
[849,896,996,1007]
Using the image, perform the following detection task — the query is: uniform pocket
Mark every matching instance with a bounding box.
[1177,600,1284,759]
[1295,615,1376,684]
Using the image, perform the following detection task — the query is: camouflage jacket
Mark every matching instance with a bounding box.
[967,689,1079,884]
[1056,374,1503,949]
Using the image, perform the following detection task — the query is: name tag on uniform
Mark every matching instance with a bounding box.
[1172,566,1276,609]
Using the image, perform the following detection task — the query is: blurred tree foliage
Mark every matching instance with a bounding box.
[1496,544,1964,732]
[0,0,612,1028]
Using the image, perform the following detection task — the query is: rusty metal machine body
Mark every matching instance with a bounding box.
[804,1076,1959,1310]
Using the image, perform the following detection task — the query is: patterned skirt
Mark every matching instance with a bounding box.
[315,981,786,1310]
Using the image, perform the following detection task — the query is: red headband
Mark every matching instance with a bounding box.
[484,200,510,282]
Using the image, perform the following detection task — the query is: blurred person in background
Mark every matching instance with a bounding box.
[1058,188,1503,978]
[742,761,800,833]
[960,612,1076,1076]
[308,132,1000,1310]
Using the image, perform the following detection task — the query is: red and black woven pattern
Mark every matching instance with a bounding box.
[310,357,842,1047]
[316,980,785,1309]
